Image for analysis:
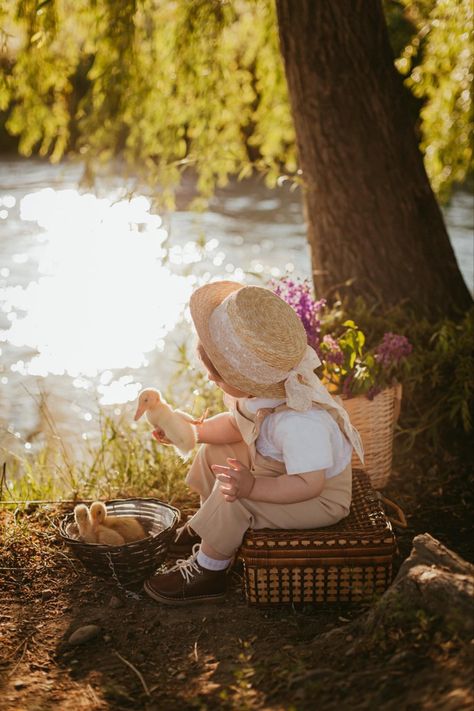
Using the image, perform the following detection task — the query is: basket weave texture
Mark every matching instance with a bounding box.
[341,382,402,489]
[239,470,396,606]
[60,498,180,589]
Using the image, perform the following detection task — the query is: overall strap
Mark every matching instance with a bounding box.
[254,403,290,433]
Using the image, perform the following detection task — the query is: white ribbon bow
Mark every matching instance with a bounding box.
[285,346,365,465]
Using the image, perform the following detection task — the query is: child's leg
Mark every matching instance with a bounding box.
[188,462,352,558]
[185,441,251,503]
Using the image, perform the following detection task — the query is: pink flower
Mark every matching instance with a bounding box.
[321,334,344,365]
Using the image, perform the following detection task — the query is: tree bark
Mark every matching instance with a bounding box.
[275,0,473,320]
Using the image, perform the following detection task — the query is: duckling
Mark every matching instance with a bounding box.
[90,501,146,544]
[74,504,96,543]
[134,388,206,458]
[95,523,126,546]
[74,502,125,545]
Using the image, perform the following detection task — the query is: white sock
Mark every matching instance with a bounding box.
[197,550,231,571]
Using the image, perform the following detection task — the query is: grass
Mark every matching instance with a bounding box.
[1,412,192,505]
[0,347,224,508]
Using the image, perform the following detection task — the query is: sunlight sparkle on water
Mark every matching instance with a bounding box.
[0,188,195,378]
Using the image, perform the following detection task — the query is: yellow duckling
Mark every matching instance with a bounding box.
[74,502,125,545]
[90,501,146,544]
[134,388,206,458]
[74,504,96,543]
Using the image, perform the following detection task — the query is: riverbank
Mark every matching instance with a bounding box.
[1,422,473,710]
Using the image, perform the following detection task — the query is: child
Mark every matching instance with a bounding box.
[144,281,364,605]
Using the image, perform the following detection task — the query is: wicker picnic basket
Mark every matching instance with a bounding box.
[60,498,180,590]
[341,382,403,489]
[239,470,401,606]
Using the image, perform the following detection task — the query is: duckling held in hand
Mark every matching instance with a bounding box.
[74,504,96,543]
[90,501,146,544]
[134,388,205,458]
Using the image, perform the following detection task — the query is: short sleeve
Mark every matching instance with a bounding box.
[272,413,334,475]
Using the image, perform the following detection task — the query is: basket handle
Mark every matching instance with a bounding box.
[378,493,407,529]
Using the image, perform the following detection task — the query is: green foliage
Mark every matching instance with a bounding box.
[0,0,295,208]
[0,0,469,202]
[347,297,474,451]
[394,0,473,200]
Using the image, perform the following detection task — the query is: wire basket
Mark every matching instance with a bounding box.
[59,498,180,590]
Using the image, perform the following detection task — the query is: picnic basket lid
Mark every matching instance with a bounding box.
[240,470,397,558]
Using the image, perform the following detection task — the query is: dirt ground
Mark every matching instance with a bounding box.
[1,446,473,711]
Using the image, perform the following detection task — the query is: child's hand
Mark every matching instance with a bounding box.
[151,428,172,445]
[212,458,255,502]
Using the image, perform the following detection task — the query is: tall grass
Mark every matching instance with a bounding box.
[0,348,224,506]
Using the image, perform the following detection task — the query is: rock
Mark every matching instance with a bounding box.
[67,625,100,646]
[108,596,123,609]
[41,589,53,601]
[13,679,28,690]
[176,672,186,680]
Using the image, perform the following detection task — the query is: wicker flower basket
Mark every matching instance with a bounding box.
[60,498,180,591]
[341,382,402,489]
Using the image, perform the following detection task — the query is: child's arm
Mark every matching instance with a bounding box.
[195,413,243,444]
[153,413,242,445]
[213,458,325,503]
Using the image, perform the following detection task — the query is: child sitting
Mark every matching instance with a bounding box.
[144,281,364,605]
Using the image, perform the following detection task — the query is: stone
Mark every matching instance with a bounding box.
[108,596,123,609]
[67,624,100,646]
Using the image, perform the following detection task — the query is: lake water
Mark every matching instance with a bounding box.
[0,158,472,457]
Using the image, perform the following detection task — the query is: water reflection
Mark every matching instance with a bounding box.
[1,188,194,379]
[0,159,472,455]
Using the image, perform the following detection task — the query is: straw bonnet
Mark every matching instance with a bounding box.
[190,280,365,464]
[190,281,307,398]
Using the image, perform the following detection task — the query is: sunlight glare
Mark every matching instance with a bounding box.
[0,188,194,377]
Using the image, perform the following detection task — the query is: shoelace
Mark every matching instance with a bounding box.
[167,543,202,583]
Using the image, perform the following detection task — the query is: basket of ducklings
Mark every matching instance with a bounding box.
[60,498,180,590]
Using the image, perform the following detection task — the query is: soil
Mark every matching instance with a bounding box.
[1,441,473,711]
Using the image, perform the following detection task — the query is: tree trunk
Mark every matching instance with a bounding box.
[275,0,473,320]
[365,533,474,636]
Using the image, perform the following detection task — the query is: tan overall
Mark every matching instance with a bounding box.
[186,398,352,557]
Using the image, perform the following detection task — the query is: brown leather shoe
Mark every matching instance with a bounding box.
[168,524,201,555]
[144,544,227,605]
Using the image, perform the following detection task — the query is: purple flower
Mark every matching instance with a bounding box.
[342,372,355,396]
[374,332,413,368]
[321,334,344,365]
[270,277,326,349]
[366,385,383,400]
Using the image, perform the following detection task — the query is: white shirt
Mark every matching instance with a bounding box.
[241,397,352,479]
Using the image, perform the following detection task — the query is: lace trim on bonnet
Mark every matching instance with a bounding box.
[209,301,365,464]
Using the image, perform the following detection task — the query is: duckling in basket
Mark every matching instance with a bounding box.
[90,501,146,544]
[74,504,96,543]
[74,503,125,546]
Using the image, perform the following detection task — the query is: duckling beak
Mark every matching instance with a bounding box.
[134,404,146,421]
